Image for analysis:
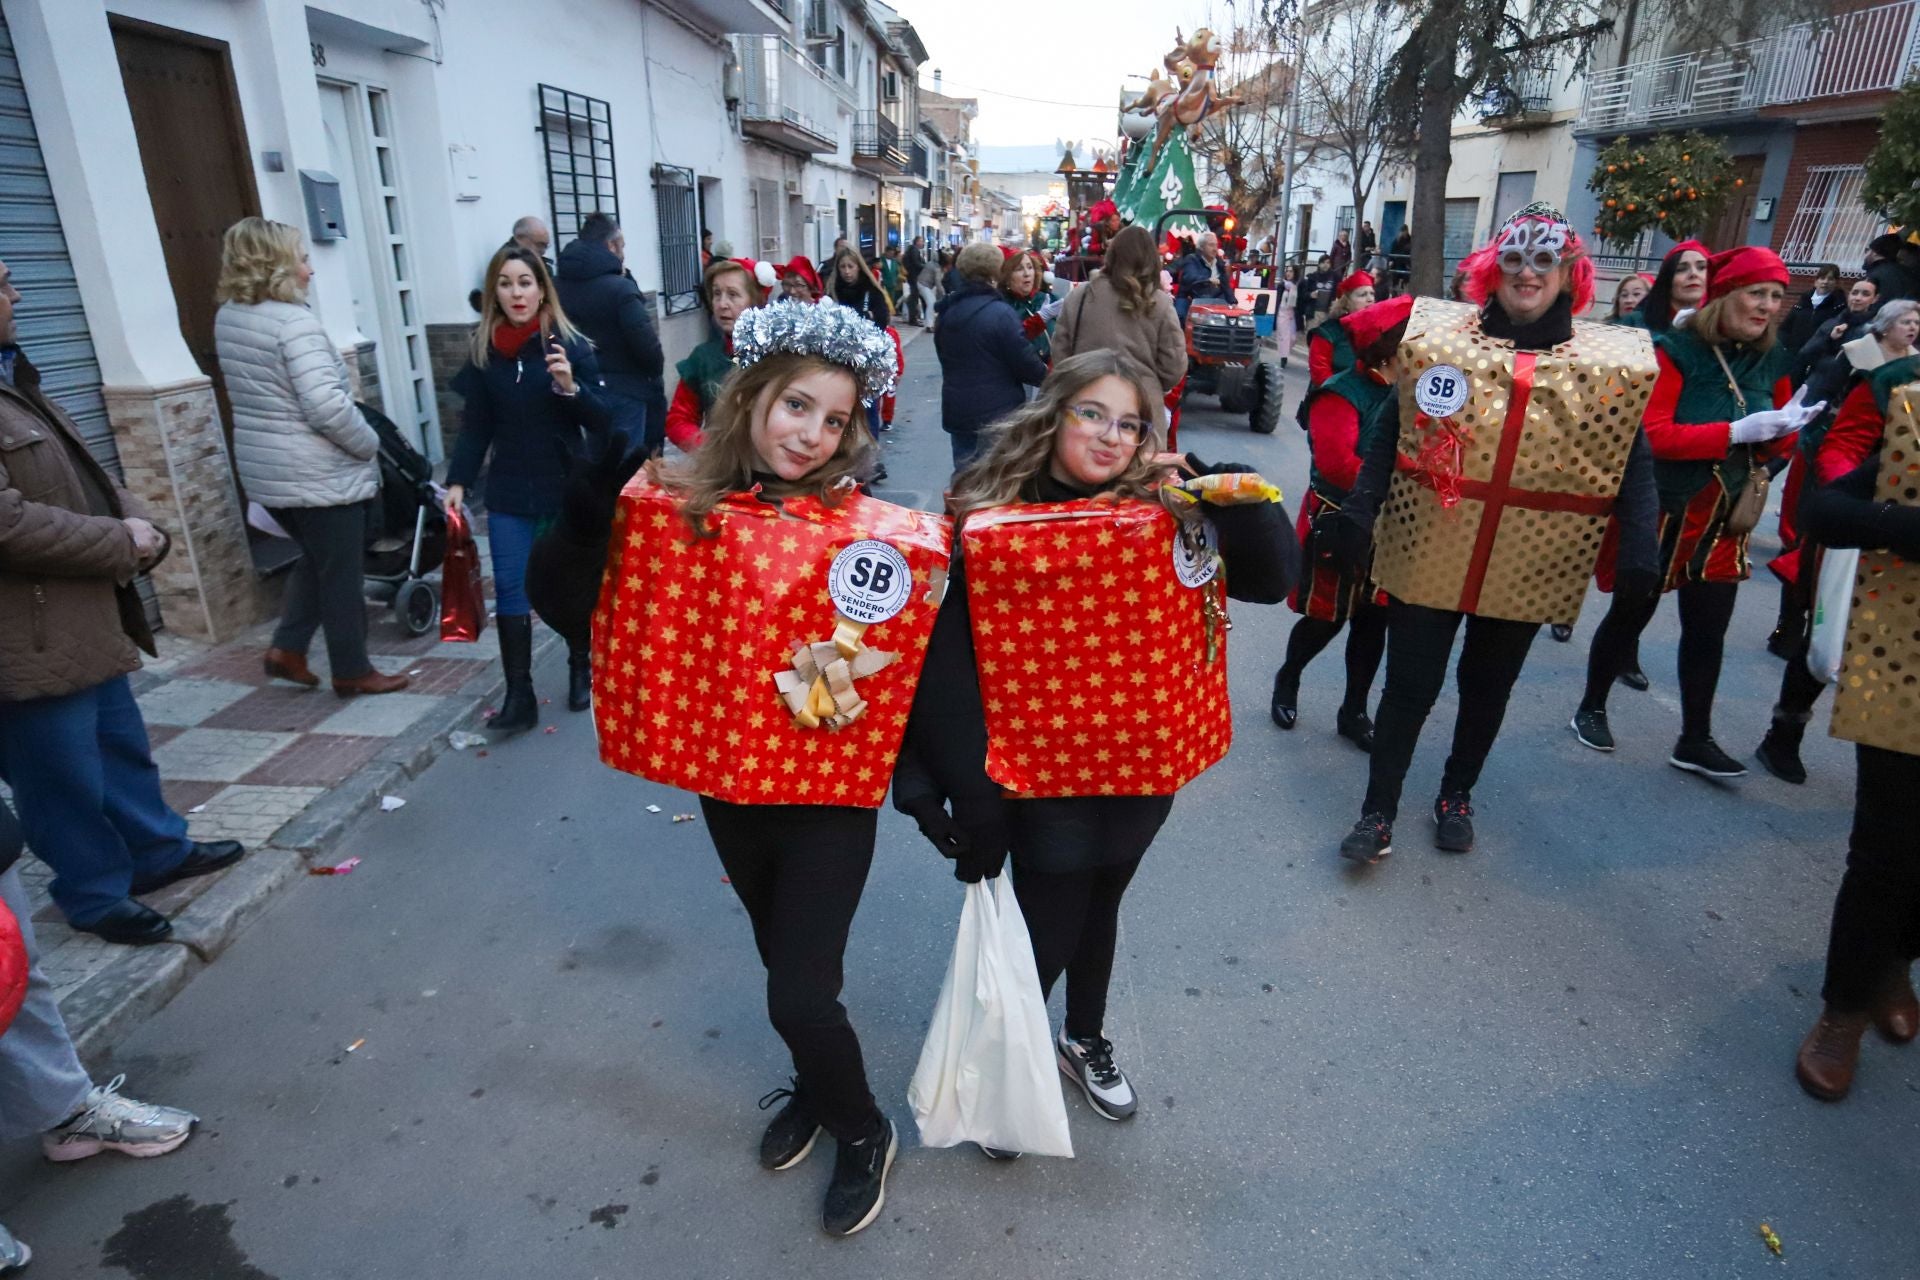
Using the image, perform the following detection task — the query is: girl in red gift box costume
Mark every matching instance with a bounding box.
[892,350,1297,1145]
[1269,295,1414,750]
[527,301,919,1238]
[663,257,776,452]
[1572,247,1825,777]
[1322,203,1664,863]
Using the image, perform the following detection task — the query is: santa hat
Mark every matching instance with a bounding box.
[1089,199,1119,223]
[780,256,823,296]
[1339,293,1414,354]
[732,257,781,291]
[1336,271,1375,297]
[1705,246,1789,302]
[1663,239,1709,264]
[1001,246,1019,260]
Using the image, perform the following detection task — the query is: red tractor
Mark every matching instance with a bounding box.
[1160,209,1283,436]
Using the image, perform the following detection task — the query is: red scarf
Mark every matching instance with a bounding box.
[491,318,543,357]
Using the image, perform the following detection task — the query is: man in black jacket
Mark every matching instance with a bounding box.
[554,213,665,455]
[1863,234,1914,308]
[933,242,1048,470]
[1780,263,1846,354]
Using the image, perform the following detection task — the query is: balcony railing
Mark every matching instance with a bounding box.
[853,110,910,170]
[734,35,839,153]
[1479,66,1557,122]
[1580,0,1920,128]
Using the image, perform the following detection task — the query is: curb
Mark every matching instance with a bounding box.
[62,626,564,1062]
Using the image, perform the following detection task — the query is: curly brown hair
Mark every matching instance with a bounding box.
[645,352,873,535]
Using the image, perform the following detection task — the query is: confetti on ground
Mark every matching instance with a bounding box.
[544,726,557,734]
[187,804,206,814]
[720,875,731,884]
[1759,1223,1783,1256]
[449,731,487,750]
[645,804,662,814]
[541,697,552,705]
[309,857,362,877]
[379,796,407,813]
[346,1038,365,1054]
[672,813,697,823]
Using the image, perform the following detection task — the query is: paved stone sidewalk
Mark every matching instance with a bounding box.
[6,528,563,1055]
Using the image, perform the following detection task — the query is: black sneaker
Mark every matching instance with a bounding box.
[821,1118,897,1238]
[1057,1030,1137,1120]
[1433,792,1475,853]
[1339,814,1393,864]
[1616,664,1650,692]
[1335,707,1374,753]
[1570,708,1615,752]
[1754,726,1808,785]
[1549,623,1573,643]
[977,1143,1023,1161]
[1270,669,1299,730]
[1669,736,1748,779]
[757,1082,822,1171]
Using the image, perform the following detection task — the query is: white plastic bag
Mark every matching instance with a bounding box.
[1806,547,1860,685]
[907,876,1073,1158]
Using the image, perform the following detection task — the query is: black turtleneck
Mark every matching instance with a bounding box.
[1479,293,1574,351]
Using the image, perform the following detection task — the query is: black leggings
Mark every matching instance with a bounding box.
[1771,627,1828,728]
[1821,745,1920,1011]
[1278,602,1388,716]
[1581,580,1739,739]
[1363,600,1539,822]
[699,798,881,1142]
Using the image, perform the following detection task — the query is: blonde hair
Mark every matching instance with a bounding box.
[216,217,306,306]
[947,349,1199,544]
[645,352,872,535]
[1101,225,1161,315]
[469,245,582,365]
[1694,288,1783,353]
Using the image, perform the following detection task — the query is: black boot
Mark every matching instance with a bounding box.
[567,643,592,712]
[1755,718,1808,784]
[488,615,539,734]
[1270,669,1299,730]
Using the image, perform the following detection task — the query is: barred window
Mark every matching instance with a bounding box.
[653,164,702,316]
[1780,165,1878,266]
[538,85,617,247]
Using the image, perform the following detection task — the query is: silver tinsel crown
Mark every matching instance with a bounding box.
[730,299,898,404]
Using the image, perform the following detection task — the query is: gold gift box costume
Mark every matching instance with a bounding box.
[1831,387,1920,757]
[1369,298,1658,625]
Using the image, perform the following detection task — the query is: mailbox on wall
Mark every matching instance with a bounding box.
[300,169,347,241]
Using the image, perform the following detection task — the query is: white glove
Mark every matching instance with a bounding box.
[1729,399,1824,445]
[1039,296,1064,322]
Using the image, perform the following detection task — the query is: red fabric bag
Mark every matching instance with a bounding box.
[0,894,27,1035]
[440,506,488,643]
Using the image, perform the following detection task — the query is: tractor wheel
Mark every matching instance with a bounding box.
[1250,360,1283,434]
[1216,364,1253,413]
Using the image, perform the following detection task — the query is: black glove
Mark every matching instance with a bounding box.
[1318,510,1373,575]
[954,845,1006,884]
[1615,566,1664,604]
[1183,453,1256,476]
[556,425,647,543]
[904,799,970,860]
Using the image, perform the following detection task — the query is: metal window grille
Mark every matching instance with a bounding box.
[653,163,702,316]
[538,85,617,247]
[1780,165,1879,266]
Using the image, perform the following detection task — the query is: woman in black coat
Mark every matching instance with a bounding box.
[894,349,1295,1150]
[933,242,1049,471]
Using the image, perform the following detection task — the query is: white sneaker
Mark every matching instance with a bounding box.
[1057,1029,1137,1121]
[0,1222,28,1272]
[41,1075,197,1163]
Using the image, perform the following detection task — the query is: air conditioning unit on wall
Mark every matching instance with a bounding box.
[805,0,832,42]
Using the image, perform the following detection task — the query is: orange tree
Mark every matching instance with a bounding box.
[1586,132,1737,250]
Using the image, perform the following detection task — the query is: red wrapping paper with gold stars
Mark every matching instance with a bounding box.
[590,479,952,808]
[961,499,1231,798]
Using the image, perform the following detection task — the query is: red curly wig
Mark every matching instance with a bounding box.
[1458,214,1596,317]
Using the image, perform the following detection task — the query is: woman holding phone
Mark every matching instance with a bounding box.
[445,244,610,731]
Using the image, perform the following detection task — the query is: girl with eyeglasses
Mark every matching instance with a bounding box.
[892,350,1296,1148]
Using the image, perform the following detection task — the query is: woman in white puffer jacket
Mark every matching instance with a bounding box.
[213,217,407,697]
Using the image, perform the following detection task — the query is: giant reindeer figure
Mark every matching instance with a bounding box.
[1145,27,1241,172]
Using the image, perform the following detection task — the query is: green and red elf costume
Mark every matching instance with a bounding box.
[664,257,777,451]
[1003,249,1055,364]
[1307,272,1371,390]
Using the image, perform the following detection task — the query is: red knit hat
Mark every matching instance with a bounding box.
[1336,271,1375,297]
[1705,246,1789,302]
[780,256,823,297]
[1340,293,1414,353]
[1090,198,1118,223]
[1664,239,1709,264]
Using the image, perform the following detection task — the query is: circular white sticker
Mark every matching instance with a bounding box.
[1172,518,1220,589]
[827,540,913,623]
[1414,364,1471,418]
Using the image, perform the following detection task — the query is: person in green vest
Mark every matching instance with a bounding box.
[1000,249,1057,363]
[1271,295,1412,750]
[664,257,775,451]
[1620,240,1709,334]
[1307,272,1374,389]
[1572,246,1826,777]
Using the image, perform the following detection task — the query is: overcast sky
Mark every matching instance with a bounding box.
[903,0,1274,148]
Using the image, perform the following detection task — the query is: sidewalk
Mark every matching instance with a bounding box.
[6,527,561,1058]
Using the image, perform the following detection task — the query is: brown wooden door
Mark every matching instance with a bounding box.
[110,18,259,475]
[1708,155,1766,250]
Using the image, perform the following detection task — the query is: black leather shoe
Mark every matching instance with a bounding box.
[1269,669,1299,730]
[74,899,172,946]
[1616,664,1650,692]
[131,840,246,895]
[1335,707,1374,753]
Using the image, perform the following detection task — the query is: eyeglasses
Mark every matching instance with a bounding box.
[1498,247,1561,276]
[1067,403,1151,444]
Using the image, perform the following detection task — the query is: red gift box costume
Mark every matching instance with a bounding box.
[959,499,1231,797]
[590,479,951,808]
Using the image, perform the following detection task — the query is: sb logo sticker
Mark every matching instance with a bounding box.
[1414,364,1470,418]
[1172,518,1220,589]
[828,540,913,623]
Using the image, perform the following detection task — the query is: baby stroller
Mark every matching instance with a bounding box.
[359,401,447,636]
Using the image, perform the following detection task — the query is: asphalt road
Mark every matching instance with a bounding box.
[3,332,1915,1280]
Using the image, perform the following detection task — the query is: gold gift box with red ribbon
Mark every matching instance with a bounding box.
[1369,298,1657,625]
[1831,387,1920,756]
[591,479,952,808]
[961,499,1231,798]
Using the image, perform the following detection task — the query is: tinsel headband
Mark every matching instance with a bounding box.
[729,299,899,405]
